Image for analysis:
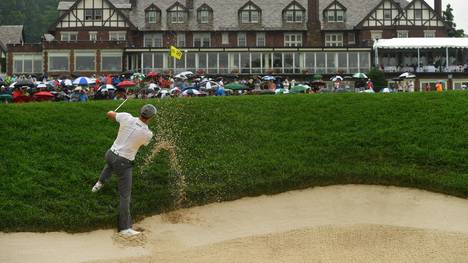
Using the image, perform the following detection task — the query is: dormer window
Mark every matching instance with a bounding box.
[283,1,305,23]
[239,1,261,24]
[324,1,346,22]
[168,3,187,24]
[145,5,161,24]
[197,4,213,24]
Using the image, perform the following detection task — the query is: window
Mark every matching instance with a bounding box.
[424,30,436,38]
[325,33,343,47]
[283,2,305,23]
[222,32,229,45]
[144,33,163,47]
[48,52,69,72]
[109,31,126,41]
[239,2,261,24]
[84,9,102,21]
[168,4,187,24]
[256,32,265,47]
[397,30,408,38]
[383,10,392,20]
[238,32,247,47]
[177,33,186,47]
[61,32,78,41]
[193,33,211,47]
[75,51,96,71]
[89,32,97,41]
[348,32,355,44]
[101,52,122,72]
[12,54,42,74]
[370,30,382,40]
[145,5,161,24]
[324,2,346,22]
[414,9,422,19]
[197,4,213,24]
[284,33,302,47]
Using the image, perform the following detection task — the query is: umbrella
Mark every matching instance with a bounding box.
[34,91,54,97]
[175,71,194,79]
[290,84,311,94]
[182,89,203,96]
[147,72,158,78]
[331,76,344,82]
[73,77,95,86]
[313,74,323,80]
[353,73,369,79]
[61,79,73,87]
[275,88,286,94]
[399,72,416,79]
[262,76,276,81]
[14,79,35,88]
[98,84,116,92]
[169,87,181,95]
[37,83,48,89]
[117,80,137,88]
[131,73,145,81]
[200,81,219,90]
[225,82,248,91]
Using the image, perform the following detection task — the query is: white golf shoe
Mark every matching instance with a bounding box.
[119,228,141,237]
[91,181,103,193]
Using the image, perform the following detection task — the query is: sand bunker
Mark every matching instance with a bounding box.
[2,185,468,263]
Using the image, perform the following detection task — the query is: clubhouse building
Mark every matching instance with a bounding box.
[5,0,468,89]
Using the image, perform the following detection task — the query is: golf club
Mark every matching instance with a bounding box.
[114,98,129,112]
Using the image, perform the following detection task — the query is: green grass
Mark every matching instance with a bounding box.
[0,92,467,232]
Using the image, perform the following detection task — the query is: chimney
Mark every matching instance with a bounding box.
[434,0,442,16]
[186,0,194,9]
[307,0,322,46]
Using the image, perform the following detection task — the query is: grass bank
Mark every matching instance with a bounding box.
[0,92,467,232]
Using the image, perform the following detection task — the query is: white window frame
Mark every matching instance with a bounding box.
[424,30,436,38]
[284,4,304,23]
[199,10,210,24]
[61,32,78,42]
[89,31,97,41]
[324,33,343,47]
[144,33,163,48]
[169,5,186,24]
[177,33,186,47]
[74,51,96,72]
[147,10,158,24]
[240,4,260,24]
[222,32,229,45]
[109,31,126,41]
[48,52,70,72]
[256,32,265,47]
[101,51,122,72]
[397,30,409,38]
[284,33,303,47]
[12,53,43,74]
[193,33,211,47]
[238,32,247,47]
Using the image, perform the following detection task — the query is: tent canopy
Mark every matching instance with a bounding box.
[374,38,468,50]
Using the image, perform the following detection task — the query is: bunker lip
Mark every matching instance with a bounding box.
[2,184,468,263]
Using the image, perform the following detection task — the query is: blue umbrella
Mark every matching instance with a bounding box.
[73,77,95,86]
[262,76,276,81]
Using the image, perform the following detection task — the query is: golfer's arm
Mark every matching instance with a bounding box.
[107,111,117,121]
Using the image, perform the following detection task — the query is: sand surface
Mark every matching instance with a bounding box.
[2,185,468,263]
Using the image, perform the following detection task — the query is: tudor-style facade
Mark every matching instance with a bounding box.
[6,0,452,77]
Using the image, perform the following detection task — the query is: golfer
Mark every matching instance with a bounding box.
[92,104,156,237]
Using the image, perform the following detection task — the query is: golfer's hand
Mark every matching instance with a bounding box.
[106,111,117,121]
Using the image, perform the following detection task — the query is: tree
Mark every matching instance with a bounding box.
[443,4,465,37]
[367,68,387,91]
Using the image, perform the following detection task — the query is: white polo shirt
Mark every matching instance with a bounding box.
[110,113,153,161]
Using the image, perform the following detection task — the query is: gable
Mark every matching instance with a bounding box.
[394,0,445,27]
[53,0,134,29]
[359,0,402,27]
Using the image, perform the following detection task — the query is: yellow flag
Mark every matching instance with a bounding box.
[170,46,183,60]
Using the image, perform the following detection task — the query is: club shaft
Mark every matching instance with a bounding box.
[114,98,128,112]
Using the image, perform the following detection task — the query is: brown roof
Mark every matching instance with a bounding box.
[0,25,24,51]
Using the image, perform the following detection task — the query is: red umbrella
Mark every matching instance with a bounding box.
[147,72,158,78]
[34,91,54,97]
[117,80,137,88]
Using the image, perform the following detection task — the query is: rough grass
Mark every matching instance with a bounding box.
[0,92,467,232]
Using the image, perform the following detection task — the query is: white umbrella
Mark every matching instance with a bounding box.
[169,87,181,95]
[200,81,219,90]
[175,71,194,79]
[262,76,276,81]
[331,76,344,82]
[98,84,116,92]
[182,89,202,96]
[73,77,95,86]
[399,72,416,79]
[62,79,73,87]
[37,83,47,89]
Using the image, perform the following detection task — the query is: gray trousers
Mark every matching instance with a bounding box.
[99,149,134,231]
